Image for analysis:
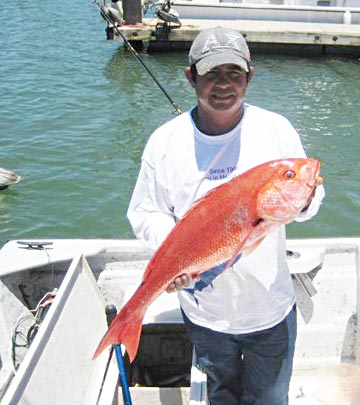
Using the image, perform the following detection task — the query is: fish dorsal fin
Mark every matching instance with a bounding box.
[187,180,232,210]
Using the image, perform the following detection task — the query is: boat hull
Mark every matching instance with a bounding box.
[171,1,360,24]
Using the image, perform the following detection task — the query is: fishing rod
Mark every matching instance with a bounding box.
[92,0,182,115]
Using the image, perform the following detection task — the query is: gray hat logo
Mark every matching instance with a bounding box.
[189,27,251,76]
[201,33,246,55]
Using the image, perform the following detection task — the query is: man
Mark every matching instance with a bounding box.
[127,26,324,404]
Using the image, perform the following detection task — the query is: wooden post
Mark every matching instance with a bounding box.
[123,0,142,24]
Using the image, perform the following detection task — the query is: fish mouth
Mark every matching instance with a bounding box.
[302,157,322,190]
[304,175,323,190]
[290,175,323,212]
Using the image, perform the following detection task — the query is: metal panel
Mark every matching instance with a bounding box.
[2,255,113,405]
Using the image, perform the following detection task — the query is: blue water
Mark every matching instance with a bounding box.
[0,0,359,246]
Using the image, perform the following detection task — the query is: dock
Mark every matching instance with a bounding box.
[115,18,360,56]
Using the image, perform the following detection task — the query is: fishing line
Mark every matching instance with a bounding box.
[92,0,182,115]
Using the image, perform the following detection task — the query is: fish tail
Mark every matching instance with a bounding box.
[93,308,144,363]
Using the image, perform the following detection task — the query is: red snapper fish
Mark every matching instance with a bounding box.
[94,158,323,362]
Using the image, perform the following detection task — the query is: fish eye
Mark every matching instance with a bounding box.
[284,170,296,179]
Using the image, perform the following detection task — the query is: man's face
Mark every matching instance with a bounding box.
[194,64,249,114]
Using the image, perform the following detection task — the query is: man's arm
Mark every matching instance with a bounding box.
[127,158,176,252]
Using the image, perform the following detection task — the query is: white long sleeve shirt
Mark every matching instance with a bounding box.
[127,104,324,333]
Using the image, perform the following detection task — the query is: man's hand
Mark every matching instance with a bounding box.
[166,274,200,293]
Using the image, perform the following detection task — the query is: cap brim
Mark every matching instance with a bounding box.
[196,52,249,76]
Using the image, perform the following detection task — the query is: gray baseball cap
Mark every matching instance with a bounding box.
[189,26,251,76]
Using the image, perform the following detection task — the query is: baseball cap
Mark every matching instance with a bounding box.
[189,26,251,76]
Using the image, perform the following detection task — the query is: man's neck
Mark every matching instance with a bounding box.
[192,105,244,136]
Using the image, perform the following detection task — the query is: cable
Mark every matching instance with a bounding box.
[9,289,58,373]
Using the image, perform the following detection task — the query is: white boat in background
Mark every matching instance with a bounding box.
[0,237,359,404]
[163,0,360,24]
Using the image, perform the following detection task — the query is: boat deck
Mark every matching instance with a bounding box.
[0,238,359,403]
[117,18,360,55]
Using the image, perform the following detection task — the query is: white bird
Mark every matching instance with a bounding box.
[0,168,21,190]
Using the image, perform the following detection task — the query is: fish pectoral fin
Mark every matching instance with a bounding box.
[226,227,266,266]
[224,248,244,271]
[223,230,256,271]
[242,236,265,257]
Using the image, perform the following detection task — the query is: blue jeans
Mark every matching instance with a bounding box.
[182,305,297,405]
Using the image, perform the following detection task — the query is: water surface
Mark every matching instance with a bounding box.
[0,0,359,245]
